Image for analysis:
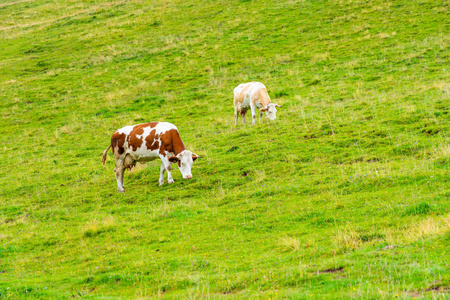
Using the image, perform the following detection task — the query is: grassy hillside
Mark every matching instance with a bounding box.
[1,0,449,298]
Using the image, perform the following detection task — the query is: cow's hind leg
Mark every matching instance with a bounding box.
[159,162,166,186]
[115,167,125,193]
[259,111,263,123]
[114,156,125,193]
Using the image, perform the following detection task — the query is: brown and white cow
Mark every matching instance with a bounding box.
[233,82,281,125]
[101,122,198,192]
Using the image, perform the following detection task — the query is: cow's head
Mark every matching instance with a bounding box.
[168,150,199,179]
[260,103,281,120]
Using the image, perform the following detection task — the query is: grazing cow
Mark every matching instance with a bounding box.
[233,82,281,125]
[101,122,198,192]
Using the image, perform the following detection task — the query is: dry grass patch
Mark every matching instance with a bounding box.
[254,169,266,183]
[54,121,84,138]
[431,144,450,159]
[275,54,292,64]
[105,89,134,106]
[377,32,390,39]
[311,52,330,63]
[432,82,450,95]
[344,60,359,69]
[0,0,33,8]
[443,214,450,229]
[415,218,441,237]
[333,225,361,251]
[280,236,301,252]
[293,95,313,116]
[83,217,116,238]
[399,214,450,244]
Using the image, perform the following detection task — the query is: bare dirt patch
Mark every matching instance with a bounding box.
[319,266,344,274]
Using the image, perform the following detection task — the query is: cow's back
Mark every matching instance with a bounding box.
[233,83,246,99]
[234,82,268,107]
[112,122,180,161]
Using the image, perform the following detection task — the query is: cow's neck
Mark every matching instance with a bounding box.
[173,142,186,156]
[261,92,271,107]
[171,130,186,156]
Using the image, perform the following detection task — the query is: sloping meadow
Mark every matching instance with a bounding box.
[0,0,449,298]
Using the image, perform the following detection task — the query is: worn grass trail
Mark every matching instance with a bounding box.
[0,0,449,298]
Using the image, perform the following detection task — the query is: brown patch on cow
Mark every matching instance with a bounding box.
[127,127,144,151]
[168,156,178,163]
[127,124,151,151]
[135,122,158,129]
[235,83,253,107]
[235,82,271,109]
[145,129,160,151]
[256,86,271,106]
[159,129,186,156]
[241,82,253,93]
[126,123,160,151]
[152,140,160,150]
[111,132,126,155]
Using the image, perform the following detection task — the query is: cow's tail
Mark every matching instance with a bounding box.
[101,144,112,165]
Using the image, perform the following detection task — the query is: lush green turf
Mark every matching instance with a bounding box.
[1,0,449,298]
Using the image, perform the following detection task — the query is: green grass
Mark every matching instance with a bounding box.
[1,0,449,298]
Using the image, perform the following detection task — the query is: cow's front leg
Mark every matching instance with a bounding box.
[250,106,256,125]
[160,156,174,184]
[259,111,263,123]
[234,107,239,125]
[167,165,174,184]
[159,162,165,186]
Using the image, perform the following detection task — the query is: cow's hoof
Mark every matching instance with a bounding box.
[118,190,125,193]
[168,179,174,184]
[159,181,164,186]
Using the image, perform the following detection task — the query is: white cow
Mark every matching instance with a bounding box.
[233,82,281,125]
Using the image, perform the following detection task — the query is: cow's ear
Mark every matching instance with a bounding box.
[275,104,282,108]
[168,156,179,163]
[259,107,268,112]
[192,153,199,161]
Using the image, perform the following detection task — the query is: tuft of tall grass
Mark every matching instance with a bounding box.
[280,237,301,252]
[83,217,116,238]
[333,225,361,251]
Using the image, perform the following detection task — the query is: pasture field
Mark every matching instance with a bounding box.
[0,0,449,298]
